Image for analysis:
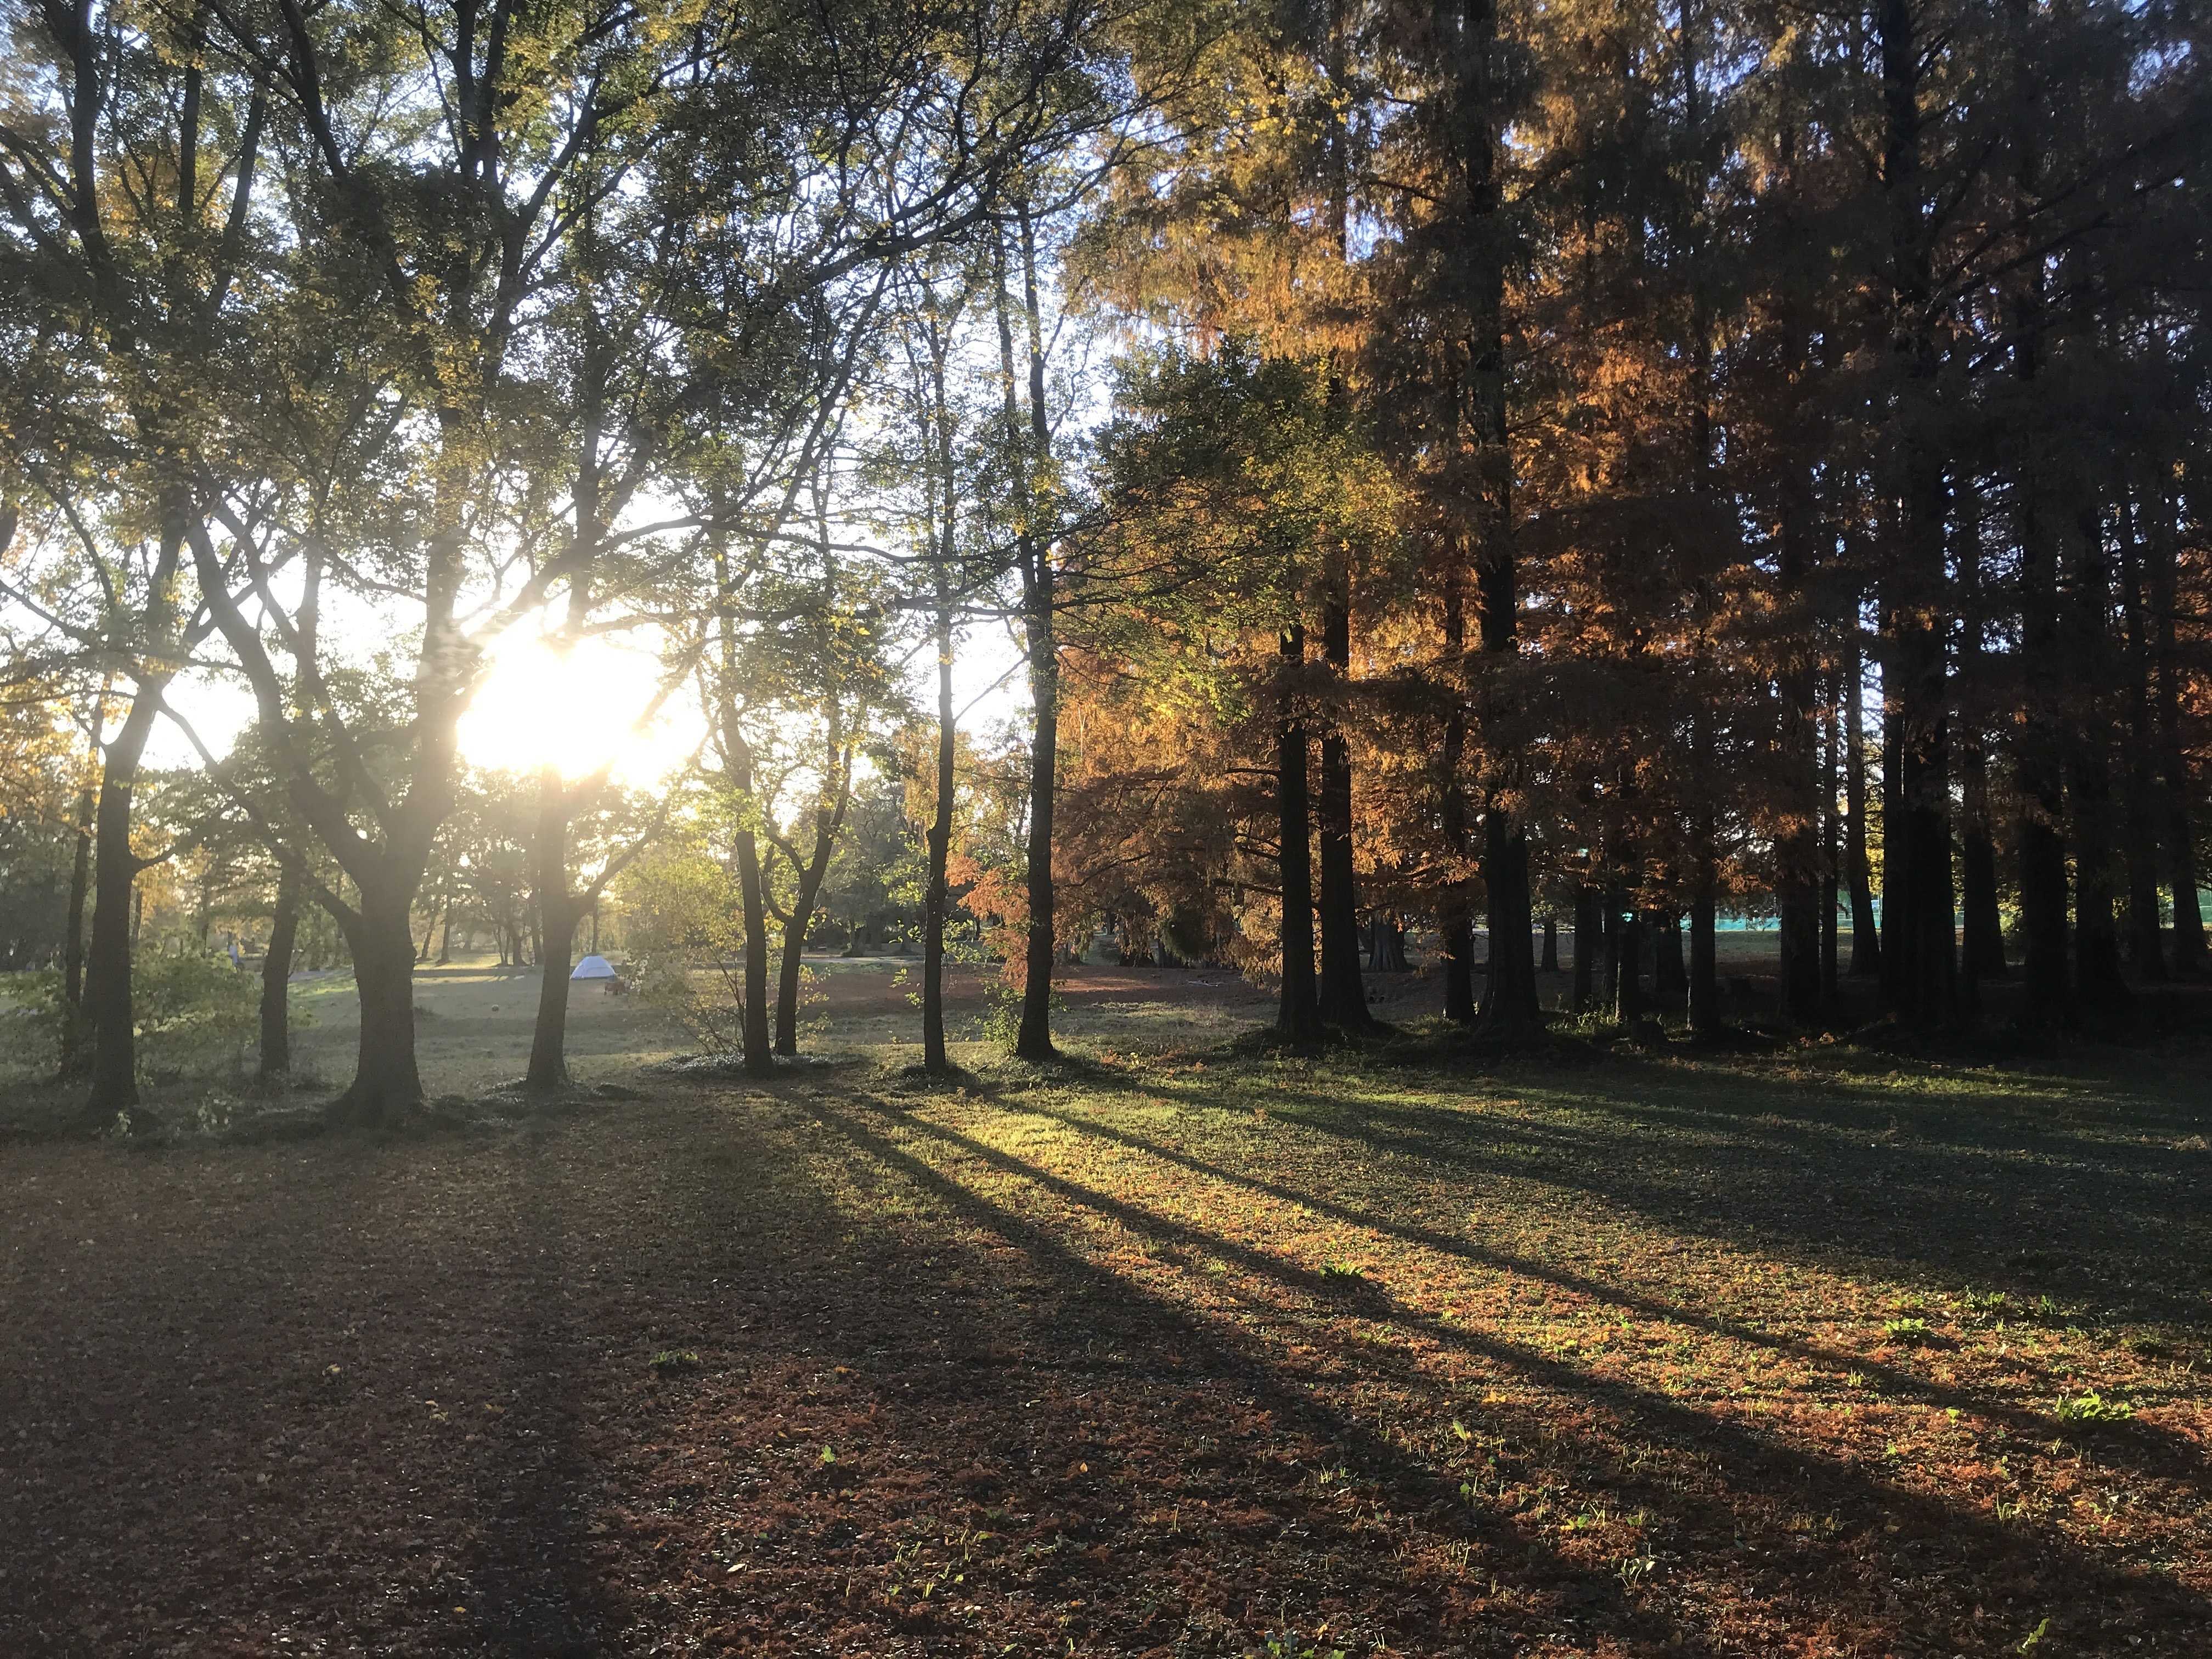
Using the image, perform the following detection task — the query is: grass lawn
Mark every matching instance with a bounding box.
[1,968,2208,1655]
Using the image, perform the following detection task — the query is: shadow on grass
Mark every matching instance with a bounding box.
[810,1093,2207,1655]
[1113,1040,2212,1328]
[4,1041,2205,1658]
[1001,1097,2212,1490]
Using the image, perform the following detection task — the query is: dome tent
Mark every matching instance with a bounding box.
[570,953,617,981]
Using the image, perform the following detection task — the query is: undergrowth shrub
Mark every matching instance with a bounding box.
[10,952,262,1083]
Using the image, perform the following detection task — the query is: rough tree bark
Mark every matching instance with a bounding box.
[775,708,857,1056]
[1955,474,2007,1005]
[2065,498,2129,1029]
[922,559,957,1075]
[2006,9,2073,1032]
[1571,886,1596,1013]
[259,866,300,1081]
[1614,912,1647,1025]
[1441,0,1540,1037]
[1821,674,1842,1003]
[1775,456,1824,1023]
[1366,915,1409,973]
[2115,482,2167,979]
[727,721,777,1077]
[59,781,93,1076]
[1843,624,1882,978]
[1277,625,1322,1043]
[1314,20,1372,1037]
[1317,579,1374,1031]
[1876,0,1957,1029]
[331,883,426,1122]
[2148,476,2206,972]
[80,689,165,1122]
[1008,207,1060,1062]
[1437,579,1477,1022]
[525,765,584,1092]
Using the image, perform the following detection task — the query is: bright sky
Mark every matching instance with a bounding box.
[454,634,701,785]
[149,608,1029,792]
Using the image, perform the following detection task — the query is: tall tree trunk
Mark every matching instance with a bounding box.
[774,847,837,1056]
[527,894,580,1093]
[1821,675,1842,1003]
[922,577,957,1075]
[2006,5,2073,1031]
[1438,579,1477,1021]
[80,690,163,1122]
[1443,0,1540,1038]
[330,882,425,1126]
[1011,207,1060,1062]
[1775,479,1823,1023]
[1689,891,1718,1037]
[1601,892,1626,1015]
[1614,912,1647,1024]
[2148,475,2206,972]
[1877,0,1957,1029]
[2115,482,2167,979]
[2012,493,2073,1030]
[526,766,579,1092]
[1277,625,1322,1042]
[59,781,93,1076]
[728,725,776,1077]
[1313,0,1370,1036]
[1014,561,1060,1060]
[706,517,776,1078]
[2066,499,2129,1028]
[1843,623,1882,977]
[80,502,189,1121]
[1540,916,1559,973]
[1683,1,1727,1043]
[1479,808,1541,1032]
[1955,474,2006,1005]
[776,727,855,1056]
[1688,704,1721,1039]
[1317,580,1373,1030]
[1571,887,1596,1013]
[259,866,300,1080]
[1367,914,1409,972]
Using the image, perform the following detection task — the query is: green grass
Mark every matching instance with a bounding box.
[765,1022,2211,1651]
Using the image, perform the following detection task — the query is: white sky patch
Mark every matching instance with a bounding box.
[458,634,701,785]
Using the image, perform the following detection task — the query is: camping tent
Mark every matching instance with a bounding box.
[571,953,617,981]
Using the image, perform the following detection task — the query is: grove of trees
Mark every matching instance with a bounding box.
[3,0,2207,1125]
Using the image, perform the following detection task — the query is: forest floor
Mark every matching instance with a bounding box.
[2,962,2210,1656]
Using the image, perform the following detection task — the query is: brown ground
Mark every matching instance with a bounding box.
[2,957,2208,1657]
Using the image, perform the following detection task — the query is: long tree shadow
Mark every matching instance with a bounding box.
[1128,1051,2212,1326]
[802,1095,1702,1655]
[828,1094,2209,1654]
[7,1063,2200,1658]
[486,1082,1649,1653]
[460,1126,620,1656]
[1005,1098,2212,1489]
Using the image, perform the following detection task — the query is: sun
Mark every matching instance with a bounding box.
[458,635,698,784]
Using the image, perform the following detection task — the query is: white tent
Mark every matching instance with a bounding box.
[571,953,617,981]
